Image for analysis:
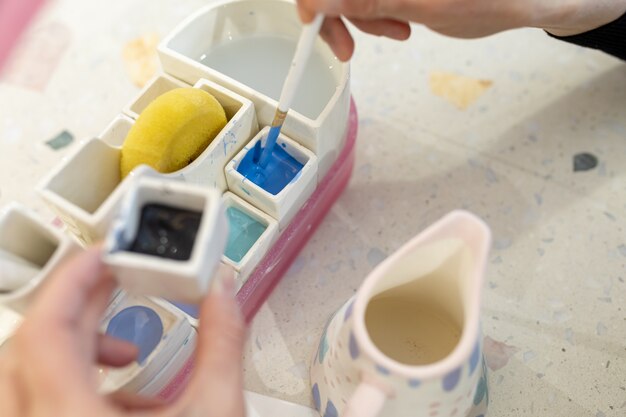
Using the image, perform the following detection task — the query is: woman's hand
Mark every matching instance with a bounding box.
[0,247,246,417]
[297,0,626,60]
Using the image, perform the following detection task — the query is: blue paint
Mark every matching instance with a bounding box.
[443,367,462,391]
[170,301,200,319]
[105,306,163,364]
[348,332,359,359]
[318,331,329,364]
[469,340,481,375]
[375,364,390,375]
[408,378,421,388]
[343,300,354,322]
[312,384,321,411]
[237,137,304,195]
[256,125,282,167]
[323,400,338,417]
[225,206,266,262]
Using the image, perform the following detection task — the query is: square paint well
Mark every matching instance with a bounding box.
[236,142,304,196]
[225,206,267,263]
[128,204,203,261]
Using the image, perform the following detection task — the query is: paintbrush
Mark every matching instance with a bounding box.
[253,14,325,168]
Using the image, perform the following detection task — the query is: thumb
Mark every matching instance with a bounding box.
[172,266,246,416]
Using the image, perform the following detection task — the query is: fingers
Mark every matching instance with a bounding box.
[320,17,355,61]
[107,391,166,411]
[97,334,138,367]
[29,246,112,332]
[299,0,383,19]
[193,267,244,388]
[349,18,411,40]
[164,267,246,417]
[297,0,316,23]
[19,247,117,390]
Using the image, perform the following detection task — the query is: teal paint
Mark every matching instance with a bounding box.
[225,206,266,262]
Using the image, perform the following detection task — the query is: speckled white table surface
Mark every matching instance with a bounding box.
[1,1,625,416]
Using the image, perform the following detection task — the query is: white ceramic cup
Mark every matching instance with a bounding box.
[310,211,491,417]
[0,203,81,315]
[158,0,351,177]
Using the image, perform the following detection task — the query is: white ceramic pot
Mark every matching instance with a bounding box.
[102,176,227,304]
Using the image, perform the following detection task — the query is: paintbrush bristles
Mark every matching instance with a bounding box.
[271,109,288,127]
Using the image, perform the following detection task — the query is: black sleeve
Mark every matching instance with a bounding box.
[547,11,626,60]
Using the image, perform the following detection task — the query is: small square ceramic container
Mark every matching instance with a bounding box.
[37,141,158,245]
[158,0,351,177]
[225,126,318,229]
[0,203,80,315]
[38,78,257,244]
[122,74,192,120]
[120,76,258,191]
[102,176,227,304]
[98,291,195,395]
[221,192,278,286]
[99,114,135,148]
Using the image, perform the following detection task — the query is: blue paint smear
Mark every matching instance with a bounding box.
[257,125,282,167]
[225,206,266,262]
[442,366,462,391]
[169,301,200,319]
[237,138,304,195]
[105,306,164,364]
[469,340,481,375]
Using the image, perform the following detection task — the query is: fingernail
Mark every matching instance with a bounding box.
[211,263,236,297]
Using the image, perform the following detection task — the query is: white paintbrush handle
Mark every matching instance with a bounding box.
[277,14,324,113]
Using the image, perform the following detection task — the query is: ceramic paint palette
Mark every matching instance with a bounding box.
[31,0,357,399]
[98,291,196,399]
[38,0,356,322]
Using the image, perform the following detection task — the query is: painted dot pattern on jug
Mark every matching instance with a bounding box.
[344,300,354,322]
[473,359,489,406]
[375,364,390,375]
[312,384,321,411]
[469,340,481,375]
[323,400,338,417]
[443,367,462,391]
[348,332,359,359]
[408,378,421,388]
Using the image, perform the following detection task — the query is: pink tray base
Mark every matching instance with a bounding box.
[236,98,358,322]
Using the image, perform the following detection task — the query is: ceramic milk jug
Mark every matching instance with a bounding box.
[310,211,491,417]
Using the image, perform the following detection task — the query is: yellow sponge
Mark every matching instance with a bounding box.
[120,88,227,178]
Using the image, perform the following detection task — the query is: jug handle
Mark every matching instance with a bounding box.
[342,381,388,417]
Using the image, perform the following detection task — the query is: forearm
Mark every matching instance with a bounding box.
[530,0,626,36]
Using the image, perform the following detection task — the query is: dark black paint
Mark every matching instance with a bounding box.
[128,204,202,261]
